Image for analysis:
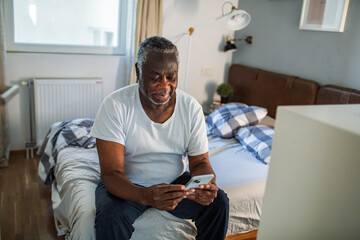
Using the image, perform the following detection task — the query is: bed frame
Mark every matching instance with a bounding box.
[225,64,360,240]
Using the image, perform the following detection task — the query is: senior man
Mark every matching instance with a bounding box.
[91,36,229,240]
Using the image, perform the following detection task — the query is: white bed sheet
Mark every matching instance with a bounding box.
[207,136,269,235]
[52,137,269,239]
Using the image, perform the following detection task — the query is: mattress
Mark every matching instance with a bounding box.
[208,135,269,235]
[51,135,269,239]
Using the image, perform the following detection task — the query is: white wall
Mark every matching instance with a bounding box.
[162,0,237,111]
[6,53,128,150]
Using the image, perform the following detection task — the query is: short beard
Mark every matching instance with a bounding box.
[139,87,174,106]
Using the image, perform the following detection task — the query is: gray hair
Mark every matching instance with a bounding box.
[136,36,179,75]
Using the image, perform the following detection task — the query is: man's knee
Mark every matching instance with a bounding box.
[95,182,138,224]
[96,192,139,224]
[213,189,230,211]
[95,183,118,216]
[95,186,144,239]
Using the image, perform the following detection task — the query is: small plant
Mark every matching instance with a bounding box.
[216,83,234,98]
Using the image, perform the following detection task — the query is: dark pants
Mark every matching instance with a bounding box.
[95,171,229,240]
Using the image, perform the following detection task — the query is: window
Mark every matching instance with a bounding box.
[5,0,129,55]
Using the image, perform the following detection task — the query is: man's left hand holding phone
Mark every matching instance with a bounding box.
[183,173,218,206]
[144,173,217,210]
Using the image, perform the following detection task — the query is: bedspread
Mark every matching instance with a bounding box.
[38,118,96,186]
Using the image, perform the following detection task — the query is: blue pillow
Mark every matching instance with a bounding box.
[206,102,267,138]
[235,125,274,164]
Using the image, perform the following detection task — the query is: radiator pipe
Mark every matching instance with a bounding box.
[28,80,34,143]
[22,80,36,159]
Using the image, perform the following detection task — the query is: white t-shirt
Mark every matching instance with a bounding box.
[90,84,208,187]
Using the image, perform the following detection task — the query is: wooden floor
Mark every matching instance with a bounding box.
[0,151,63,240]
[0,151,257,240]
[226,230,257,240]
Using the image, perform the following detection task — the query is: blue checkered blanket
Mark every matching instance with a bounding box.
[235,125,274,164]
[38,118,96,186]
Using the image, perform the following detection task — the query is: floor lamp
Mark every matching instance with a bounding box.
[172,2,251,92]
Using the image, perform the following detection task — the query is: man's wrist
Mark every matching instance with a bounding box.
[139,186,152,206]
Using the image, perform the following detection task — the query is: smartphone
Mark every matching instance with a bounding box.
[185,174,214,191]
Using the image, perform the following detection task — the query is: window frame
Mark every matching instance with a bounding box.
[4,0,128,55]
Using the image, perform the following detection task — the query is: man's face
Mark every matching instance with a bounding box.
[138,51,178,106]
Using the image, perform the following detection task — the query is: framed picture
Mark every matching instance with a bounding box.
[299,0,350,32]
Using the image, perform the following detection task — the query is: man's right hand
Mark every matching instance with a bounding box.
[143,184,185,211]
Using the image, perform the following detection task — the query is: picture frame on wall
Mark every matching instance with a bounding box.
[299,0,350,32]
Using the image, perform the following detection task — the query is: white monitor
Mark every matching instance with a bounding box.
[257,104,360,240]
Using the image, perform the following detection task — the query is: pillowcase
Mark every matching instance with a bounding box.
[206,102,267,138]
[235,125,274,164]
[258,115,275,128]
[206,102,247,137]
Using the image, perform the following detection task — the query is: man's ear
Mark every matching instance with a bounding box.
[135,63,140,81]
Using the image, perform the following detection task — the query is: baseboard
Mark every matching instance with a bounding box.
[10,148,40,158]
[10,149,27,157]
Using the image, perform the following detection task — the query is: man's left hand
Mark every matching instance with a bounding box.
[183,182,218,205]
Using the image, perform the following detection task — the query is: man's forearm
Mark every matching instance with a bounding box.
[102,171,186,211]
[102,171,149,205]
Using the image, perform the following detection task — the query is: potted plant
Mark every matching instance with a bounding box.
[216,83,234,103]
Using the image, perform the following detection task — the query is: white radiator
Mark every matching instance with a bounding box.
[33,78,104,147]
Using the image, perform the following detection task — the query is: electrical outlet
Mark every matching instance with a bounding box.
[201,68,214,77]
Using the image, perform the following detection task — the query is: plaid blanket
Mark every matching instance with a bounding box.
[235,125,274,164]
[38,118,96,186]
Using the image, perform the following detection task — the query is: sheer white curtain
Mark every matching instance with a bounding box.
[129,0,163,85]
[124,0,137,86]
[0,0,9,167]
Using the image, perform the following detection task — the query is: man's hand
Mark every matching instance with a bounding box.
[184,181,218,205]
[144,184,185,211]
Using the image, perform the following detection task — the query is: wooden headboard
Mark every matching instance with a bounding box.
[227,64,360,118]
[316,85,360,104]
[228,64,319,118]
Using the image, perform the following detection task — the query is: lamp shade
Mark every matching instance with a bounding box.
[227,9,251,31]
[224,41,237,52]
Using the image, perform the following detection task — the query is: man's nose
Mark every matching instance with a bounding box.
[158,75,169,88]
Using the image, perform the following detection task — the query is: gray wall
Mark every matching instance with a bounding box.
[232,0,360,90]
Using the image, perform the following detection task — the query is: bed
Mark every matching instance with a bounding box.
[38,64,360,240]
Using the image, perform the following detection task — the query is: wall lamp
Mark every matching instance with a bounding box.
[221,1,251,31]
[224,35,253,52]
[171,2,251,92]
[221,2,252,52]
